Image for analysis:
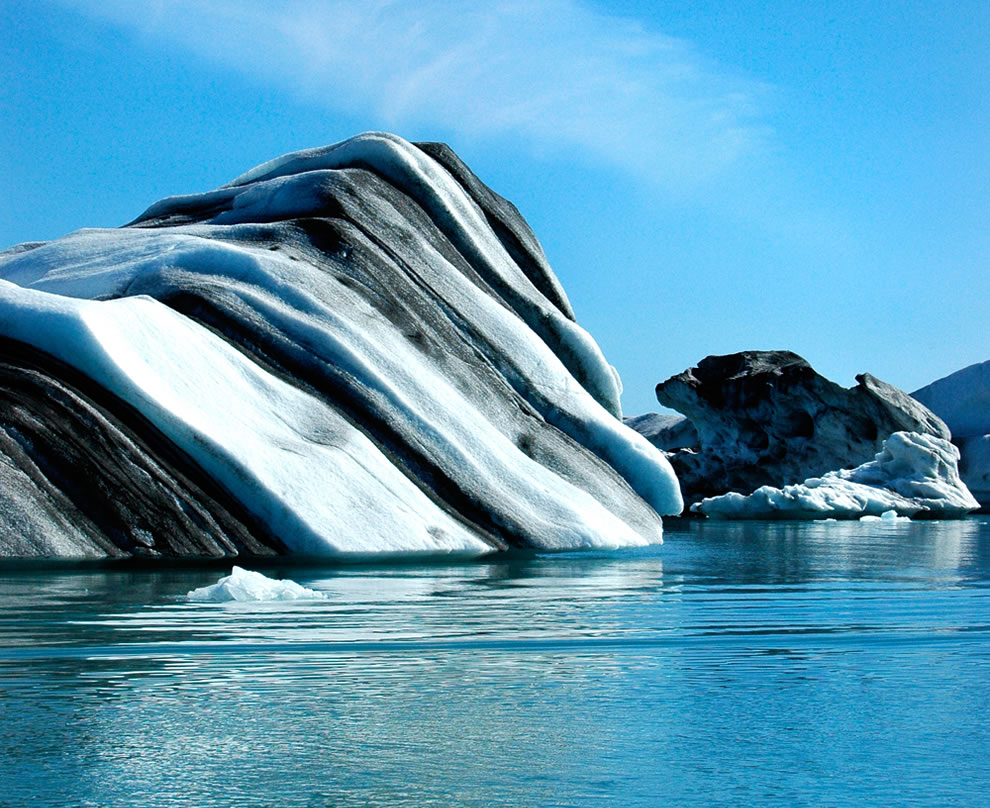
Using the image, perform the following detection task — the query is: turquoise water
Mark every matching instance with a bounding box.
[2,517,990,807]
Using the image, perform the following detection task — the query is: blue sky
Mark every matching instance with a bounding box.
[2,0,988,415]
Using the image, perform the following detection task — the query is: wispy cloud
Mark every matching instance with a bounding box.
[59,0,772,190]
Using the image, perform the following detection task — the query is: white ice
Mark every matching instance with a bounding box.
[694,431,979,520]
[187,566,327,602]
[0,224,680,519]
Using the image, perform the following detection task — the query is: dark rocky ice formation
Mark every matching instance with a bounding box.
[0,132,681,559]
[654,350,950,506]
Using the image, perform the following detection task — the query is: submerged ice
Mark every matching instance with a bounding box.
[0,132,681,559]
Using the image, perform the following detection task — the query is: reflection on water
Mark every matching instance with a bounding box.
[1,517,989,807]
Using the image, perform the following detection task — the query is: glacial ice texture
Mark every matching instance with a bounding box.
[694,432,979,520]
[0,132,681,558]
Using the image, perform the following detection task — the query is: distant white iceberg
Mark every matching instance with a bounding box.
[187,567,327,602]
[912,360,990,439]
[694,431,979,520]
[913,360,990,509]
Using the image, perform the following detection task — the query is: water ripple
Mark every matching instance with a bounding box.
[2,517,990,808]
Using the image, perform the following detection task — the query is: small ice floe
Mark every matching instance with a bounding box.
[186,566,327,602]
[859,510,911,523]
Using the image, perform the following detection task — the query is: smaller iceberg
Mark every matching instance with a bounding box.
[186,566,327,602]
[694,432,979,520]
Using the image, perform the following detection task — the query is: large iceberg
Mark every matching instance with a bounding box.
[694,432,979,520]
[912,360,990,510]
[0,132,682,559]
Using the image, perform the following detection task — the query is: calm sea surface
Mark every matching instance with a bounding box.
[2,516,990,807]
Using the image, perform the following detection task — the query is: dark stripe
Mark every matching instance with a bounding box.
[0,338,287,559]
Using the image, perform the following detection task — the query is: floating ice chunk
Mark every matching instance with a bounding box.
[656,350,949,507]
[859,510,911,523]
[187,566,327,602]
